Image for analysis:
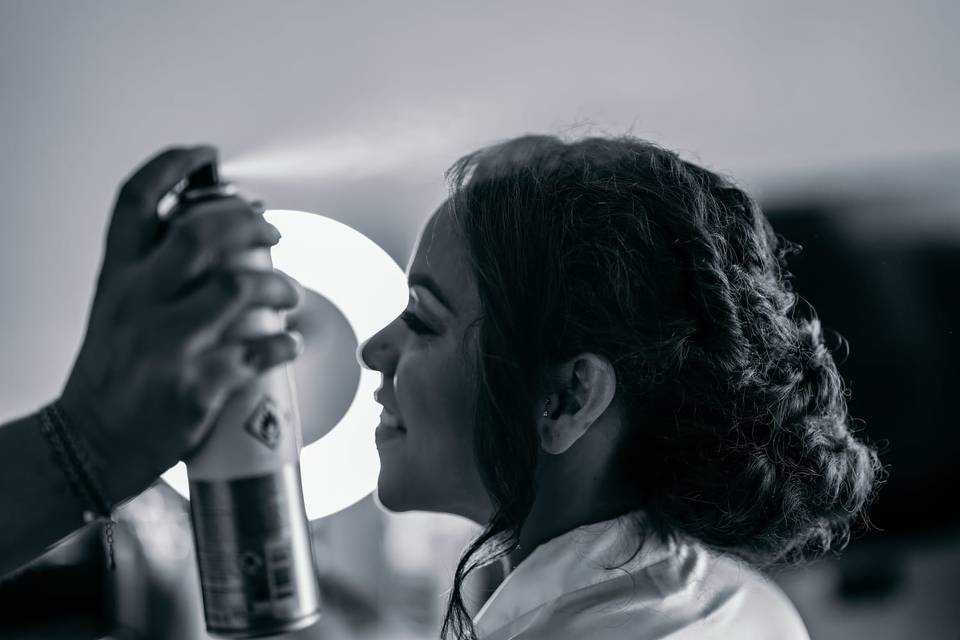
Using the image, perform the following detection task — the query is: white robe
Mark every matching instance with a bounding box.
[472,510,810,640]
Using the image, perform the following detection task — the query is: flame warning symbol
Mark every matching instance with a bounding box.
[244,397,281,449]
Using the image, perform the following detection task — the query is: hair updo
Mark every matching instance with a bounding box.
[437,134,885,640]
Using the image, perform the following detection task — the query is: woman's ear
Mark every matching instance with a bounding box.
[538,353,617,455]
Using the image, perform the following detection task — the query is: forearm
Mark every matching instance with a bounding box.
[0,407,95,578]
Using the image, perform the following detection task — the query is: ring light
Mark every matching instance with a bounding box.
[160,210,407,520]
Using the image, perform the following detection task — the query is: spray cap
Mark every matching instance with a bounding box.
[187,161,221,190]
[179,157,237,205]
[157,157,238,221]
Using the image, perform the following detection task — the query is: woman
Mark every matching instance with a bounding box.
[358,134,883,639]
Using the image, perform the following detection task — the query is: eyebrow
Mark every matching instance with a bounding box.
[408,272,457,316]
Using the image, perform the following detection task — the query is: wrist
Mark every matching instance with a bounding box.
[38,398,127,571]
[56,377,156,507]
[37,400,112,520]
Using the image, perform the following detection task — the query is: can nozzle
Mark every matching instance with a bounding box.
[179,159,237,205]
[186,161,221,190]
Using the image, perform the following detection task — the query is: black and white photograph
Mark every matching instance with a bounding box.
[0,2,957,638]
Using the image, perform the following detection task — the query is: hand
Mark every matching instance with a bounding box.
[58,146,305,504]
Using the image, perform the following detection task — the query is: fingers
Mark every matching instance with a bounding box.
[143,197,281,300]
[163,268,303,352]
[273,269,306,313]
[242,331,305,372]
[104,145,218,269]
[187,331,304,414]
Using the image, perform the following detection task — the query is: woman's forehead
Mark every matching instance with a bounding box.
[408,204,452,269]
[407,204,477,310]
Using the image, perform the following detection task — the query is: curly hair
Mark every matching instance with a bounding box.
[436,134,885,640]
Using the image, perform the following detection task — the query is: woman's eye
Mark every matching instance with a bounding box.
[400,310,433,335]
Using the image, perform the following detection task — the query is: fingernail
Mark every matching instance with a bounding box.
[291,330,305,356]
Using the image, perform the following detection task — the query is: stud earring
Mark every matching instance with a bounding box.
[542,398,551,418]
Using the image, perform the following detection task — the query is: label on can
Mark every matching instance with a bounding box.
[187,367,300,481]
[197,537,300,626]
[190,465,321,635]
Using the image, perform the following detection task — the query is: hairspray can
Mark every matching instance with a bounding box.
[170,159,321,637]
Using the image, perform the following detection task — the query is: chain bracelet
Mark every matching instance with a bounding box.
[104,519,116,571]
[39,402,117,571]
[49,402,113,515]
[38,407,91,513]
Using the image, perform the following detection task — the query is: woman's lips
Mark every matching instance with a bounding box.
[375,421,406,445]
[376,407,405,445]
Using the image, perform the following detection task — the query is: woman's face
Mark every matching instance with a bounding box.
[359,202,493,523]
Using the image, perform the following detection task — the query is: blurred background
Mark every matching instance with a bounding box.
[1,1,958,638]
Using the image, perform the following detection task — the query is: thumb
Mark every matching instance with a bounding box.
[103,145,218,272]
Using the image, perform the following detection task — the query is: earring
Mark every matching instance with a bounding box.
[542,398,551,418]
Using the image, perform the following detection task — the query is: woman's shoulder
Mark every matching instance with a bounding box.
[473,517,811,640]
[637,540,811,639]
[527,538,811,640]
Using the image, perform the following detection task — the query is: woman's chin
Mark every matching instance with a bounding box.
[372,481,412,514]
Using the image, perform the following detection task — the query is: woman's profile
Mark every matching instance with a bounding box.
[357,134,884,639]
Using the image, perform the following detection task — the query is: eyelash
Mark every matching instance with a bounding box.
[400,310,433,335]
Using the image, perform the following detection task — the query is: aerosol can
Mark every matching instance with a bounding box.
[166,158,321,637]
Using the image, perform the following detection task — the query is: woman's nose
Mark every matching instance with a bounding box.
[357,325,395,372]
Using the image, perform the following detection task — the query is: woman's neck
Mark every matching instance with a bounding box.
[506,467,634,570]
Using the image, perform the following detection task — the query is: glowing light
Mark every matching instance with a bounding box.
[160,210,407,520]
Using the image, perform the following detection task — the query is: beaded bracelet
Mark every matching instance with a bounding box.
[38,401,117,570]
